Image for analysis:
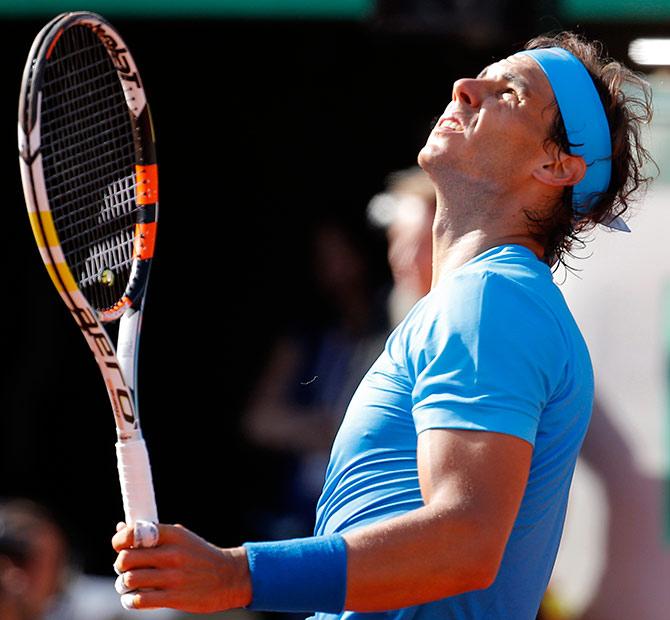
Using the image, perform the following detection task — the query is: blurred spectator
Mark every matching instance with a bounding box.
[244,168,435,543]
[0,498,68,620]
[242,219,388,540]
[241,167,434,548]
[367,165,436,326]
[0,497,197,620]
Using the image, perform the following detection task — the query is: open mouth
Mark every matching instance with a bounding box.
[438,117,464,132]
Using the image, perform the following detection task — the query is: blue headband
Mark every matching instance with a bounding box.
[516,47,612,218]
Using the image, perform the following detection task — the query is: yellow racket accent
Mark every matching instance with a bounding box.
[46,262,79,293]
[28,211,53,248]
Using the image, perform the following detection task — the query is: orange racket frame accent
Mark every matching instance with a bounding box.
[133,222,157,260]
[136,164,158,205]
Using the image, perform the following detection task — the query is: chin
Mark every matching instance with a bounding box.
[417,144,436,171]
[418,143,449,178]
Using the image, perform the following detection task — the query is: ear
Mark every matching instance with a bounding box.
[532,148,587,189]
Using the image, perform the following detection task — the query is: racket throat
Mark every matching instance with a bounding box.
[117,307,142,398]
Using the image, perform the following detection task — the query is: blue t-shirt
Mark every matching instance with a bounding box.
[312,245,593,620]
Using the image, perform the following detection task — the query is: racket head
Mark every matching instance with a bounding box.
[18,12,158,323]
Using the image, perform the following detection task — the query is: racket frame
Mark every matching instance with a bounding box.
[18,12,159,526]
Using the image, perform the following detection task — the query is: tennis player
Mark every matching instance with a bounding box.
[112,32,654,619]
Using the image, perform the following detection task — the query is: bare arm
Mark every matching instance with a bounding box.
[343,428,532,610]
[113,428,531,612]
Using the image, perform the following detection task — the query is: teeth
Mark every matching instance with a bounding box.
[442,119,462,131]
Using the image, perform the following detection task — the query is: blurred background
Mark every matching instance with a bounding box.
[0,1,668,619]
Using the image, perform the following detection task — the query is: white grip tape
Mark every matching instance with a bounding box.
[116,438,158,541]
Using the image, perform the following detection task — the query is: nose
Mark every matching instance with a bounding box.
[452,78,485,107]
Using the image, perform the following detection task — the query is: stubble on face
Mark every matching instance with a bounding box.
[418,55,557,212]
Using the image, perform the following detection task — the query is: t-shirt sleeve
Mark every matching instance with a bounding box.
[409,270,567,445]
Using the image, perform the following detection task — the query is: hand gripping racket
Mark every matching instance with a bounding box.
[18,12,159,546]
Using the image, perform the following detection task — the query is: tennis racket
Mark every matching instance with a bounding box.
[18,12,159,545]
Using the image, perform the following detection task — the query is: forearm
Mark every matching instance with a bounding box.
[342,503,498,611]
[244,504,500,614]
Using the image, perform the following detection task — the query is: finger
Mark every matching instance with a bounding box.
[112,525,134,552]
[115,573,132,595]
[121,567,180,591]
[116,521,126,532]
[120,592,137,610]
[121,589,172,611]
[151,523,188,545]
[115,547,174,573]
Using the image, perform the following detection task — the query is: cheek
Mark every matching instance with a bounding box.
[484,116,547,164]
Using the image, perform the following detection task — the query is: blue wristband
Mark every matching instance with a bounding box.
[243,534,347,613]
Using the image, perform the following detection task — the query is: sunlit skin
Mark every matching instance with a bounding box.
[112,53,587,613]
[419,54,586,282]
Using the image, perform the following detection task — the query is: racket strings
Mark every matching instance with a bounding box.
[54,173,138,241]
[42,58,114,111]
[46,152,137,209]
[42,41,104,70]
[56,178,138,281]
[42,42,135,253]
[39,24,138,312]
[78,178,137,290]
[41,83,130,168]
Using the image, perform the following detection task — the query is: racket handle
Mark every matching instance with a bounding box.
[116,438,158,533]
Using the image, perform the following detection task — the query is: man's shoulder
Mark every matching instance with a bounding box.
[433,257,555,320]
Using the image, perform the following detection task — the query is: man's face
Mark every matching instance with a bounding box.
[418,54,558,195]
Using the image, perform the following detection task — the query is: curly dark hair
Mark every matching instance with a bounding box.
[522,32,656,267]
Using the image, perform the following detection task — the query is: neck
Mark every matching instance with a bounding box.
[430,185,546,286]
